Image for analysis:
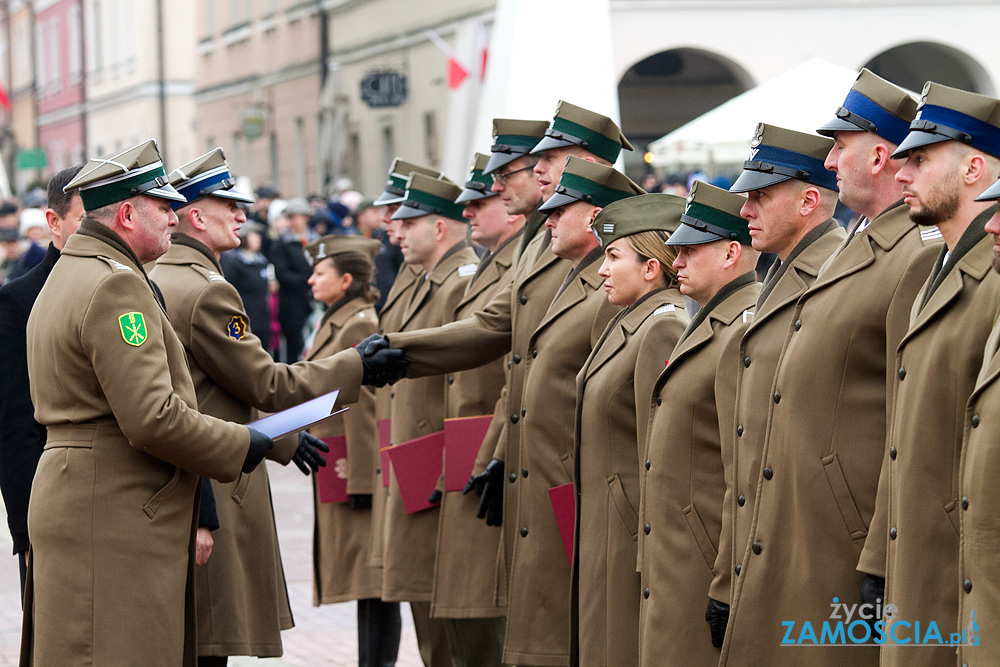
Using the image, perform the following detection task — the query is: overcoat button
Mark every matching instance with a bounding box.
[644,524,650,535]
[376,466,381,474]
[972,414,981,428]
[964,579,973,593]
[645,460,651,470]
[520,527,528,537]
[794,319,801,331]
[752,542,762,555]
[513,354,521,364]
[521,468,528,478]
[737,495,746,507]
[655,396,662,406]
[773,391,781,404]
[763,467,773,480]
[735,564,742,575]
[520,295,527,305]
[962,497,969,510]
[737,425,744,437]
[898,367,906,381]
[643,588,650,599]
[509,473,517,483]
[744,356,751,367]
[889,447,897,460]
[447,375,454,384]
[510,414,519,424]
[889,527,897,540]
[531,348,538,358]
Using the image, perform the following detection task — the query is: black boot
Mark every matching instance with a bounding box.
[358,598,402,667]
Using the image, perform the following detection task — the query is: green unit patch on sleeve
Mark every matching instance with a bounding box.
[119,312,148,346]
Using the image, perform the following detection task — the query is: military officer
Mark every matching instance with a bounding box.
[715,125,847,666]
[867,82,1000,667]
[430,154,525,666]
[382,173,479,667]
[573,193,689,667]
[21,140,275,666]
[957,178,1000,667]
[148,148,371,665]
[636,182,760,667]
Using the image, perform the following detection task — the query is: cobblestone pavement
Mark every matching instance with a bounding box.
[0,460,424,666]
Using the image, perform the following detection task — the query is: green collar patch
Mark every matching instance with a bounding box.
[119,312,147,346]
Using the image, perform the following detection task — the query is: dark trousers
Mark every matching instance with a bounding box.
[358,598,402,667]
[197,657,227,666]
[17,551,26,603]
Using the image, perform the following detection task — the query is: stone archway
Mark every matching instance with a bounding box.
[864,41,993,96]
[617,47,753,181]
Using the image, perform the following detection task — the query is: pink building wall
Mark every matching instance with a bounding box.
[36,0,84,177]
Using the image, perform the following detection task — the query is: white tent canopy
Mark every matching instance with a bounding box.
[649,58,861,172]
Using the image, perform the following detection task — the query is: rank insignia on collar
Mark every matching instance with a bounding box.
[228,315,247,341]
[119,312,147,346]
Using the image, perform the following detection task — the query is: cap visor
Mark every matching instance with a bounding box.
[212,188,256,205]
[664,223,726,246]
[891,131,948,159]
[390,203,429,220]
[146,183,188,203]
[373,191,404,206]
[530,135,575,156]
[730,170,790,194]
[484,150,525,175]
[455,188,496,203]
[816,116,866,137]
[976,178,1000,202]
[538,191,580,212]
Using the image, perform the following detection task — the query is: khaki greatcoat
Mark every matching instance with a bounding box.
[431,233,520,619]
[573,288,689,667]
[637,276,760,667]
[715,219,845,664]
[957,319,1000,667]
[370,263,420,569]
[149,236,364,657]
[305,297,382,604]
[873,212,1000,667]
[21,223,250,667]
[382,244,479,602]
[718,205,940,666]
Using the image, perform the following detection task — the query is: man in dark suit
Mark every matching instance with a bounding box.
[0,165,84,597]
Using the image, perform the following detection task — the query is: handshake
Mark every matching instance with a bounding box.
[355,335,409,387]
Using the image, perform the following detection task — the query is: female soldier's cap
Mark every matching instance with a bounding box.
[591,193,684,248]
[303,235,381,267]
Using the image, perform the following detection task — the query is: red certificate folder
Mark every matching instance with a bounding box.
[548,483,576,563]
[385,431,445,514]
[443,415,493,492]
[378,419,392,488]
[315,436,348,503]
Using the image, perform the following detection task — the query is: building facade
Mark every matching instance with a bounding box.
[35,0,85,179]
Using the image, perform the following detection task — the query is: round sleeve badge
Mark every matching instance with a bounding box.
[227,315,247,341]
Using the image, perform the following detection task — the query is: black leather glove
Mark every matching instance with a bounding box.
[705,597,730,648]
[463,459,504,526]
[428,489,443,505]
[243,426,274,473]
[860,573,885,630]
[292,431,329,475]
[355,334,409,387]
[349,494,372,510]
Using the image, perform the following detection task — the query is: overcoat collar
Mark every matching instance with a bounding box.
[460,230,521,309]
[399,240,473,328]
[919,205,995,309]
[970,314,1000,402]
[533,247,604,339]
[307,296,370,361]
[155,233,223,273]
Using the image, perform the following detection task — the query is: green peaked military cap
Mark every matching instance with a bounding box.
[530,100,634,164]
[667,180,751,246]
[538,155,644,212]
[168,147,254,210]
[730,123,838,193]
[591,193,684,248]
[303,234,381,267]
[456,153,497,203]
[374,158,444,206]
[892,81,1000,159]
[65,139,187,211]
[816,68,918,145]
[391,172,467,222]
[485,119,550,174]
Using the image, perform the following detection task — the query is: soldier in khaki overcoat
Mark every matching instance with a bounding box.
[21,140,275,666]
[865,83,1000,667]
[148,149,364,665]
[302,234,402,667]
[636,183,760,667]
[572,193,689,667]
[957,180,1000,667]
[429,155,524,666]
[381,174,479,667]
[714,125,847,666]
